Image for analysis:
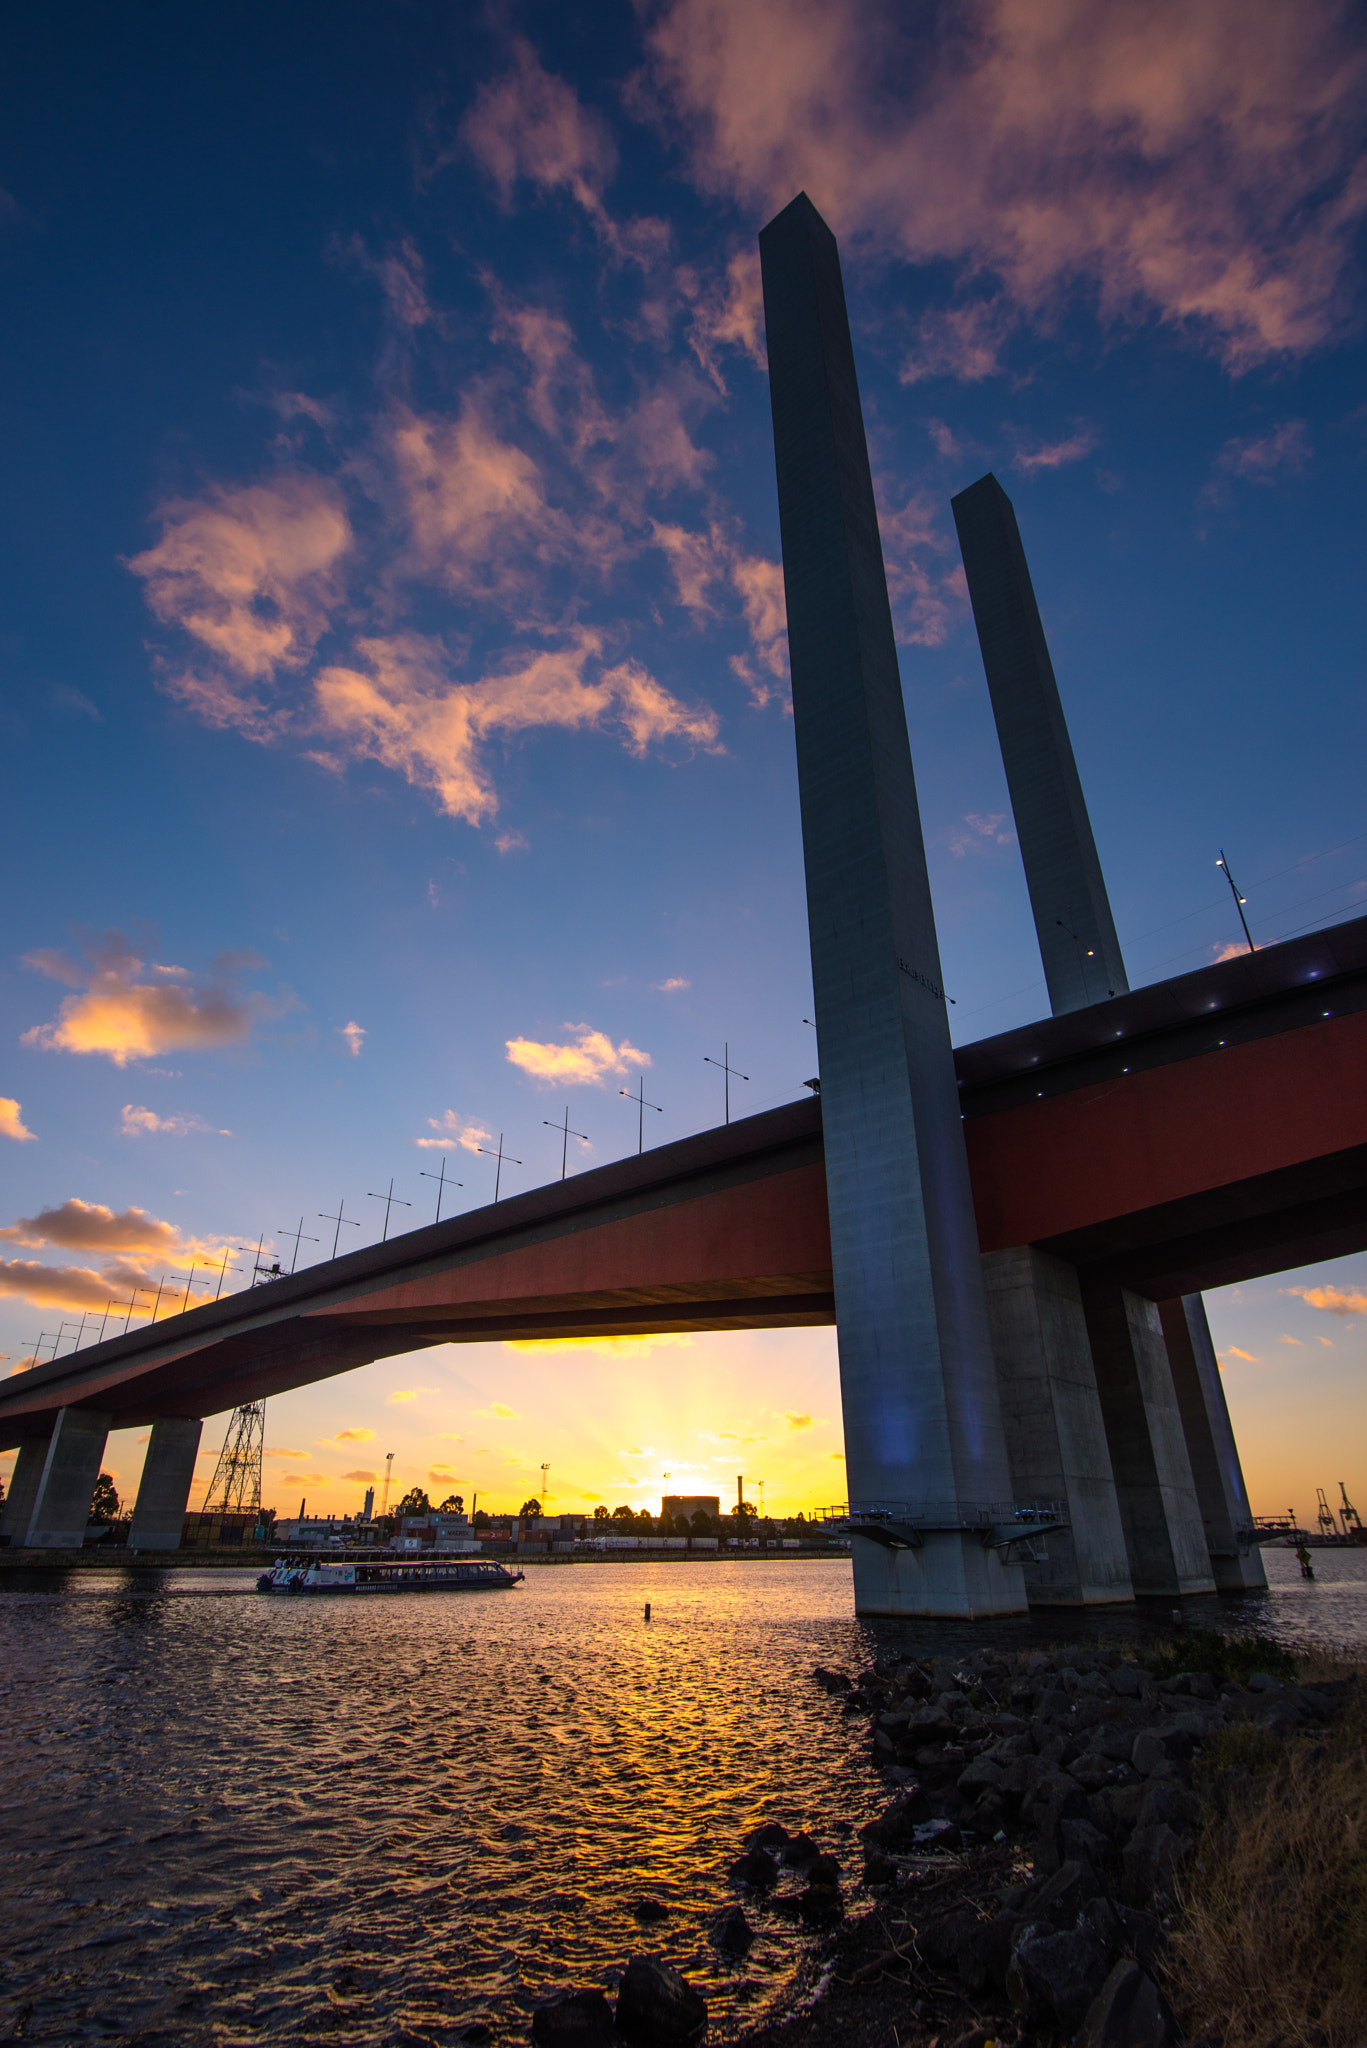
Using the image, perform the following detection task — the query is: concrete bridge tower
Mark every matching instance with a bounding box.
[760,195,1026,1617]
[953,474,1263,1596]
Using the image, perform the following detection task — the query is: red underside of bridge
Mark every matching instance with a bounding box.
[4,919,1366,1438]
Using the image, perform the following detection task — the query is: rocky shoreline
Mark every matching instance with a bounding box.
[726,1631,1353,2047]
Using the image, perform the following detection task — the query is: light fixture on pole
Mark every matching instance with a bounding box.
[618,1074,662,1154]
[213,1247,244,1299]
[420,1158,463,1221]
[704,1042,749,1124]
[1216,849,1255,953]
[366,1178,412,1242]
[543,1107,589,1180]
[318,1202,361,1260]
[277,1219,318,1275]
[477,1134,522,1203]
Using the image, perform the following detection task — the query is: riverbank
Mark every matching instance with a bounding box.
[0,1544,849,1571]
[729,1629,1362,2048]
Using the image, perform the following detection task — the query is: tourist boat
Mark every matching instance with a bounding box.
[256,1555,525,1594]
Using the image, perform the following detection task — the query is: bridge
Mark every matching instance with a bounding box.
[4,912,1362,1572]
[3,193,1349,1616]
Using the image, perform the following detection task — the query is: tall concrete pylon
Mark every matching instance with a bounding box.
[951,475,1127,1013]
[760,194,1026,1617]
[953,472,1263,1595]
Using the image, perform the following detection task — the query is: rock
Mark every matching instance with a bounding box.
[782,1831,821,1866]
[743,1821,791,1852]
[1108,1665,1143,1697]
[1010,1927,1111,2032]
[457,2030,493,2047]
[1131,1725,1193,1775]
[1074,1960,1175,2046]
[1246,1671,1280,1693]
[797,1883,843,1926]
[806,1851,841,1887]
[1118,1905,1164,1973]
[1029,1857,1100,1923]
[726,1848,779,1889]
[631,1897,670,1922]
[812,1666,850,1692]
[531,1988,614,2045]
[1093,1782,1147,1832]
[1062,1817,1118,1867]
[900,1706,958,1746]
[707,1904,753,1957]
[957,1755,1005,1791]
[858,1788,930,1849]
[1136,1781,1200,1833]
[615,1957,708,2048]
[1122,1822,1189,1906]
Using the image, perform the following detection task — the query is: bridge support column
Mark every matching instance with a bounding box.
[983,1248,1133,1604]
[128,1417,203,1550]
[21,1406,113,1549]
[1159,1297,1266,1590]
[761,193,1024,1618]
[0,1430,53,1546]
[1083,1290,1214,1595]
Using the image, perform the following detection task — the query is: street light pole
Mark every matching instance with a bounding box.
[420,1157,463,1222]
[618,1074,662,1154]
[1217,849,1255,953]
[366,1178,412,1242]
[704,1041,749,1124]
[543,1107,589,1180]
[477,1134,523,1203]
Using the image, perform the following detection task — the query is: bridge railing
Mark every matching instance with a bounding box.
[820,1499,1068,1529]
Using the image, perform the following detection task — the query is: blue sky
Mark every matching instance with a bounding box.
[2,0,1365,1523]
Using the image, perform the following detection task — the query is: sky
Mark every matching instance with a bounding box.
[1,0,1365,1530]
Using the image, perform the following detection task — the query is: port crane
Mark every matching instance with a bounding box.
[1340,1482,1362,1539]
[1317,1487,1338,1540]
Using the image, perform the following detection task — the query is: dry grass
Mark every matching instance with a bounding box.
[1166,1683,1367,2047]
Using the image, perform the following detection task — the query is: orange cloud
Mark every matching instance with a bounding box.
[23,936,271,1066]
[387,401,579,601]
[506,1024,650,1087]
[0,1098,35,1142]
[0,1199,180,1256]
[0,1259,159,1315]
[647,0,1367,369]
[128,473,351,707]
[1224,1346,1261,1361]
[320,1427,377,1444]
[416,1110,493,1155]
[1286,1285,1367,1316]
[342,1468,378,1483]
[338,1021,365,1057]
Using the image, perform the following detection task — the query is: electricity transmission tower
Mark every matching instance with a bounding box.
[202,1402,266,1512]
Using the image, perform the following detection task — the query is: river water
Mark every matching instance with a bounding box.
[1,1550,1364,2046]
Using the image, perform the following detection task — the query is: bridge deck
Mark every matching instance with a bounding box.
[3,914,1365,1442]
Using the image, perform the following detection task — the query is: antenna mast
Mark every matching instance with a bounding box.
[202,1403,265,1513]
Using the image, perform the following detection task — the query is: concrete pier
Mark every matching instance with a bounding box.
[1083,1290,1214,1595]
[982,1247,1133,1604]
[954,470,1263,1597]
[1159,1298,1266,1589]
[20,1405,112,1549]
[0,1430,53,1545]
[128,1417,203,1550]
[761,193,1024,1617]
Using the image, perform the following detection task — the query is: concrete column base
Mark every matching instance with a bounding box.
[1084,1289,1214,1596]
[0,1432,53,1545]
[1160,1296,1267,1591]
[24,1406,113,1548]
[128,1417,203,1550]
[852,1532,1028,1617]
[983,1246,1133,1606]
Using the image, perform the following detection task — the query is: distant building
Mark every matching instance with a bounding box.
[662,1494,720,1530]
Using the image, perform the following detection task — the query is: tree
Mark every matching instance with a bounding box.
[395,1487,430,1517]
[690,1509,716,1536]
[610,1504,635,1523]
[90,1472,119,1523]
[472,1509,491,1529]
[735,1500,758,1524]
[592,1505,610,1522]
[519,1497,543,1518]
[437,1494,465,1514]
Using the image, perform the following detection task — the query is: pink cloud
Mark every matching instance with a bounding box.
[416,1111,493,1154]
[127,474,351,720]
[646,0,1367,369]
[506,1024,650,1087]
[1010,426,1101,473]
[312,631,719,826]
[462,38,618,216]
[0,1098,35,1143]
[1214,418,1312,480]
